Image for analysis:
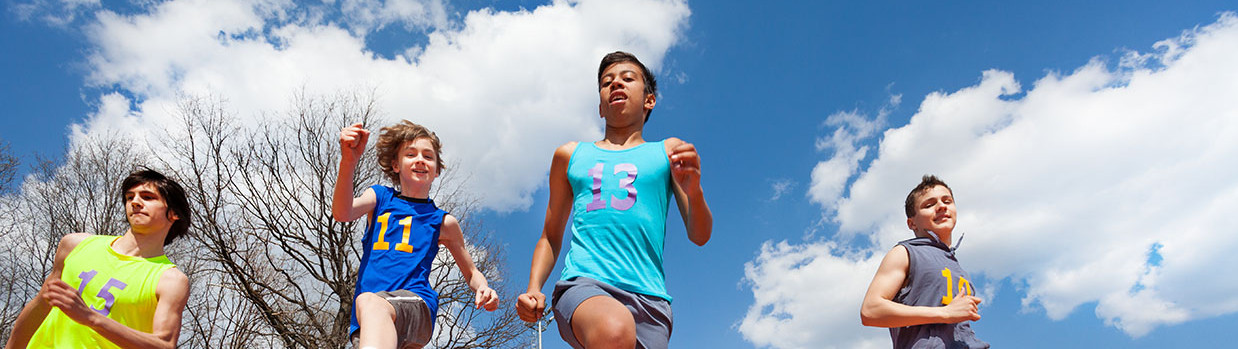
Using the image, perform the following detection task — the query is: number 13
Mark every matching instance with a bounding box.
[586,163,638,212]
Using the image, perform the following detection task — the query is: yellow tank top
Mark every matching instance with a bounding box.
[28,235,176,348]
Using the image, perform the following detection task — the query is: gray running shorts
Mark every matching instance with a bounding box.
[350,290,433,349]
[551,277,672,349]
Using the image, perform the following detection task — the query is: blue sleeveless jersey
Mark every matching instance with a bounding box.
[350,185,446,335]
[891,237,989,349]
[560,141,674,301]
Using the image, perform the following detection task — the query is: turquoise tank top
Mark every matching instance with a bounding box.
[560,141,674,301]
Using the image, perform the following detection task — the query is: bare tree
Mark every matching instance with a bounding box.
[0,140,17,194]
[160,90,532,348]
[0,90,531,348]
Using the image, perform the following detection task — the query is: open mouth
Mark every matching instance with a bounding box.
[610,91,628,104]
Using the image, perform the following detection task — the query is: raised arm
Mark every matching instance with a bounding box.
[516,143,577,322]
[332,122,377,222]
[860,245,982,328]
[6,233,87,349]
[665,138,712,246]
[439,214,499,311]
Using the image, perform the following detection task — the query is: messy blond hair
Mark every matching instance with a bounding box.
[375,120,445,185]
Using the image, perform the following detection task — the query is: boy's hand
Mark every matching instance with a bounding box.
[339,123,370,163]
[941,295,982,323]
[41,279,98,326]
[475,286,499,311]
[516,291,546,322]
[668,142,702,195]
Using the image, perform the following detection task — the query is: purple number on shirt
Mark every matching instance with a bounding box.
[585,162,638,212]
[586,163,607,211]
[77,269,128,316]
[611,163,638,211]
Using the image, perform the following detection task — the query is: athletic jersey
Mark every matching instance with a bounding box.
[29,235,176,348]
[890,237,989,349]
[349,185,447,335]
[560,141,674,301]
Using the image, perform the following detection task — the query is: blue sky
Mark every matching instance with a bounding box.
[3,1,1238,348]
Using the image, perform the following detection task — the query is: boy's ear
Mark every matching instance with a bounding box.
[906,217,916,231]
[644,92,657,111]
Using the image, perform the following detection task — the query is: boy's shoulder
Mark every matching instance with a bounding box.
[56,233,95,255]
[552,142,580,163]
[660,137,685,150]
[555,141,580,155]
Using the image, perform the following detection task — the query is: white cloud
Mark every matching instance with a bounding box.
[11,0,101,26]
[768,178,794,201]
[738,241,887,349]
[339,0,449,34]
[71,0,691,212]
[741,12,1238,347]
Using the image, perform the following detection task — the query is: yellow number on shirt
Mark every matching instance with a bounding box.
[940,267,975,305]
[372,213,416,253]
[394,216,414,253]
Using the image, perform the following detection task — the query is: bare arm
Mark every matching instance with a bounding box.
[6,233,87,349]
[332,122,377,222]
[515,143,576,322]
[860,245,982,328]
[665,138,712,246]
[439,214,499,311]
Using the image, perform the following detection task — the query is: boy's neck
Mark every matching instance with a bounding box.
[398,182,432,199]
[598,128,645,150]
[114,229,167,258]
[917,229,952,246]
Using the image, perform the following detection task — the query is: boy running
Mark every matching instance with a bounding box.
[861,175,989,348]
[516,51,713,349]
[6,169,192,349]
[333,120,499,349]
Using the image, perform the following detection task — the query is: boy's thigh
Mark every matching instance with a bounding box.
[551,277,673,349]
[352,290,434,349]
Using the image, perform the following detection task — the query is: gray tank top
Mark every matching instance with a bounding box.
[890,237,989,349]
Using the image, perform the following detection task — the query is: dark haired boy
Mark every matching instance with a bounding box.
[7,169,192,349]
[516,51,713,349]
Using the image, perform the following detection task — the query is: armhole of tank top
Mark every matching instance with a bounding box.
[899,242,914,289]
[566,142,586,169]
[63,235,99,263]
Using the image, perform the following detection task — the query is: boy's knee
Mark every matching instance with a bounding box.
[580,315,636,348]
[355,292,392,316]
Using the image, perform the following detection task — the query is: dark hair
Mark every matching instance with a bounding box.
[121,168,191,246]
[904,175,953,218]
[376,120,445,186]
[598,51,658,121]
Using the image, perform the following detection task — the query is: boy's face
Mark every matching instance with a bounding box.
[393,137,440,187]
[907,185,956,237]
[598,62,656,122]
[124,182,178,233]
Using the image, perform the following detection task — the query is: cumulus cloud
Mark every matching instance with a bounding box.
[738,241,887,349]
[741,12,1238,347]
[67,0,690,212]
